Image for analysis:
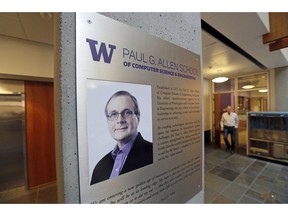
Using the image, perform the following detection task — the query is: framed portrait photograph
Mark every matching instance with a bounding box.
[86,79,153,184]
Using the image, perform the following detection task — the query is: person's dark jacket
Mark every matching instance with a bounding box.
[90,133,153,185]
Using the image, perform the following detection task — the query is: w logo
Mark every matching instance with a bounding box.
[86,38,116,64]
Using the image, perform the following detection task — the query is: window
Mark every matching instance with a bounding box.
[214,79,235,93]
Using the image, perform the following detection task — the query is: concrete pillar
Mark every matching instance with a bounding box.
[54,13,80,203]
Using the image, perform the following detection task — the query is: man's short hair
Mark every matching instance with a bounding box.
[105,91,140,120]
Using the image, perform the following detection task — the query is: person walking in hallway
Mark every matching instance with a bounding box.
[220,105,239,154]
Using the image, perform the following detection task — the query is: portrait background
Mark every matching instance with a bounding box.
[86,79,153,179]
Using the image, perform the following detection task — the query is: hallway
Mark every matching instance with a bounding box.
[205,145,288,203]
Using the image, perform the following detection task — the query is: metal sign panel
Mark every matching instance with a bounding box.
[76,13,202,203]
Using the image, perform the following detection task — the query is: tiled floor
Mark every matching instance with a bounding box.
[0,182,57,203]
[205,145,288,203]
[1,146,287,204]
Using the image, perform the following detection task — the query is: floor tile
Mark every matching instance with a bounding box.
[1,186,35,201]
[37,184,58,203]
[2,190,38,203]
[237,195,261,204]
[228,154,255,165]
[251,160,267,168]
[274,175,288,188]
[205,173,231,193]
[269,182,288,195]
[204,146,288,204]
[260,191,277,203]
[204,186,219,203]
[212,195,235,204]
[251,176,288,197]
[205,154,227,166]
[256,174,276,184]
[261,163,283,177]
[205,147,217,155]
[235,173,255,187]
[242,167,260,178]
[245,189,264,203]
[205,147,232,160]
[249,181,272,195]
[244,160,266,177]
[221,182,248,202]
[280,165,288,174]
[270,190,288,203]
[219,160,251,173]
[0,191,4,201]
[209,150,232,160]
[266,162,284,171]
[277,170,288,179]
[205,161,216,172]
[209,166,240,181]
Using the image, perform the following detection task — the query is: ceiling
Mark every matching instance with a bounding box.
[202,30,262,79]
[202,12,288,80]
[0,12,287,80]
[0,13,54,45]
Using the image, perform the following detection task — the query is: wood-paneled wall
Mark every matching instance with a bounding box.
[263,13,288,51]
[25,81,56,188]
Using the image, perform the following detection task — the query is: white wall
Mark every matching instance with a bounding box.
[0,79,24,94]
[0,35,53,79]
[275,66,288,111]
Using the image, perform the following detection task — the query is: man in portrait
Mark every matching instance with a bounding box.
[90,90,153,185]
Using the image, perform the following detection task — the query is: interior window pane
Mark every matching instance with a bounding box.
[238,73,268,90]
[238,90,268,113]
[214,78,235,93]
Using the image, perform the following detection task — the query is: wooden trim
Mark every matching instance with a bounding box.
[269,36,288,51]
[263,13,288,44]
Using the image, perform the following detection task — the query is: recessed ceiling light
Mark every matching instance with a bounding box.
[258,89,268,93]
[212,77,229,83]
[242,85,255,89]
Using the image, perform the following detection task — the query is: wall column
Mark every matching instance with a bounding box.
[54,13,80,203]
[275,66,288,111]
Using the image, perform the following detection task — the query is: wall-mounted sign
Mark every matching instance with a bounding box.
[76,13,202,203]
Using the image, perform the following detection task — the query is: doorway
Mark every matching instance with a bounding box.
[212,73,269,153]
